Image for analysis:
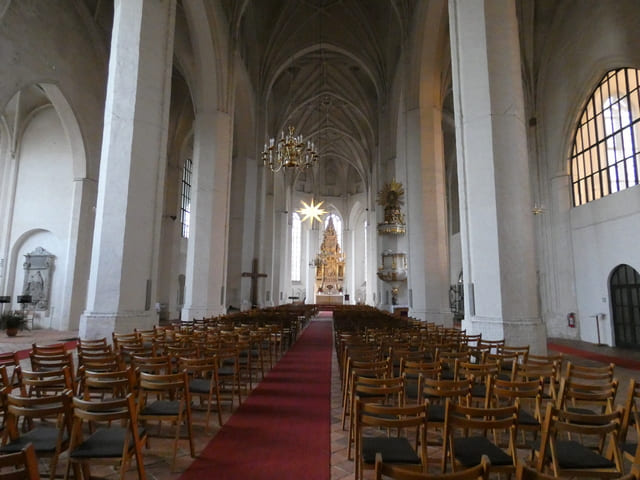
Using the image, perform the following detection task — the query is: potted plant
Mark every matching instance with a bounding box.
[0,310,27,336]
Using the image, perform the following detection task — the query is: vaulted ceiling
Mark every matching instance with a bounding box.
[228,0,417,196]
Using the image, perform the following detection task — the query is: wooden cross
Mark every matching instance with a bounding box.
[241,258,268,308]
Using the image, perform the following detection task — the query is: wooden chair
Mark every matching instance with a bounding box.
[437,350,470,381]
[619,378,640,464]
[515,358,561,407]
[399,359,440,404]
[1,390,73,480]
[207,345,243,409]
[535,402,624,478]
[178,356,223,432]
[442,399,518,476]
[341,357,391,429]
[418,376,473,467]
[0,443,40,480]
[136,370,195,471]
[65,394,146,480]
[487,376,543,454]
[355,400,428,480]
[375,453,490,480]
[456,360,500,406]
[347,375,405,460]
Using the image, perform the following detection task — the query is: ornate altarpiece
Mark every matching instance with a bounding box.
[314,216,345,299]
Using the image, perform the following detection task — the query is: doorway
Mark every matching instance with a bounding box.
[610,264,640,349]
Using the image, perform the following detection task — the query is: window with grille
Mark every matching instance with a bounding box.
[571,68,640,206]
[180,158,192,238]
[291,212,301,282]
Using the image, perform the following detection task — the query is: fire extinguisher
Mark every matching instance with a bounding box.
[567,312,576,328]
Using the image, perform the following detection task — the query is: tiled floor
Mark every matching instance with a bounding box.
[1,325,639,479]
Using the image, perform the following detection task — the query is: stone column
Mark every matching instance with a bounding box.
[182,110,233,321]
[406,105,451,324]
[80,0,176,339]
[448,0,545,350]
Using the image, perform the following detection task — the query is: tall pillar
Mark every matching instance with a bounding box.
[448,0,545,350]
[182,111,233,321]
[80,0,176,338]
[406,106,451,324]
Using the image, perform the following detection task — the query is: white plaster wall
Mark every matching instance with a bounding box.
[535,0,640,344]
[9,108,73,329]
[570,186,640,346]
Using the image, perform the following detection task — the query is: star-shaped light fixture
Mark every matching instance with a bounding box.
[296,199,327,224]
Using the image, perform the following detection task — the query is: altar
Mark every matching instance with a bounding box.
[315,294,344,305]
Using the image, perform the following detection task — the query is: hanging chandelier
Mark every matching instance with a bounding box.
[262,125,318,173]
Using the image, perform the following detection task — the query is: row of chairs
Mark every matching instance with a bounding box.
[0,316,305,479]
[337,326,639,479]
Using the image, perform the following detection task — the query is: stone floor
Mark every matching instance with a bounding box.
[1,326,638,479]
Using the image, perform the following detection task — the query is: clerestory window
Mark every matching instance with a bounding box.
[571,68,640,206]
[180,157,192,238]
[291,212,301,282]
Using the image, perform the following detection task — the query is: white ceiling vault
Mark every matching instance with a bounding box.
[226,0,417,197]
[79,0,417,197]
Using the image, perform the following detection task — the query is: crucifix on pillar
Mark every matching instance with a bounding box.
[241,258,268,308]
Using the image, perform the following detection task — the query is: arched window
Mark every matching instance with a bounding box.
[291,212,302,282]
[571,68,640,206]
[324,213,343,248]
[180,157,192,238]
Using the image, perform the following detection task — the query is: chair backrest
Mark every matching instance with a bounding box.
[131,354,172,375]
[418,376,472,407]
[18,366,73,397]
[31,343,66,356]
[0,443,40,480]
[565,361,615,384]
[488,376,542,412]
[80,366,137,400]
[77,337,110,354]
[375,452,490,480]
[29,351,74,374]
[556,377,618,414]
[137,370,190,401]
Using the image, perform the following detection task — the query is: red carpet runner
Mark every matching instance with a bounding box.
[180,319,332,480]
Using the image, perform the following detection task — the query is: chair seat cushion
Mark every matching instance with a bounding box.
[141,399,182,416]
[427,404,445,423]
[470,384,486,398]
[0,426,66,453]
[518,410,540,426]
[190,378,214,394]
[70,426,146,458]
[622,442,637,455]
[554,440,616,469]
[362,437,420,465]
[453,436,513,467]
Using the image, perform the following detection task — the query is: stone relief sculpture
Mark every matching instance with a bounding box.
[22,247,54,310]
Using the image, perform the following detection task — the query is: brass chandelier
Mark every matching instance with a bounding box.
[262,125,318,173]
